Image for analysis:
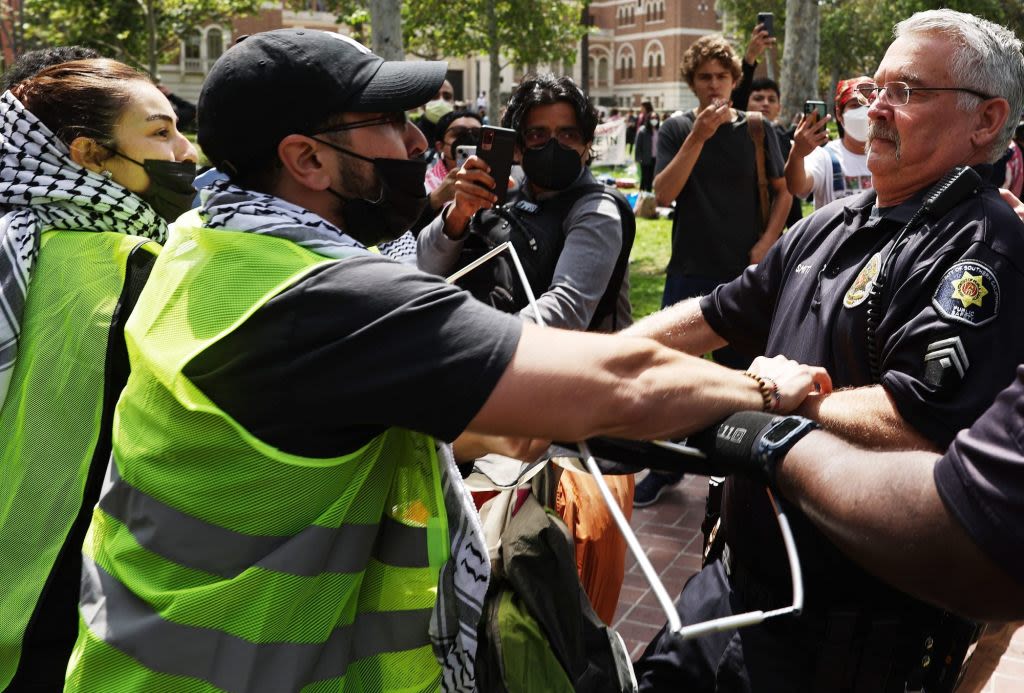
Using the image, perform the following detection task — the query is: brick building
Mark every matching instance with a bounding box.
[158,5,343,104]
[585,0,722,112]
[159,0,729,115]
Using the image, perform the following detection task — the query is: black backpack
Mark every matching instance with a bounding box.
[454,182,636,331]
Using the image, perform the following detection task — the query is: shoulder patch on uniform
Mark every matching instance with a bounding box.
[843,251,881,308]
[931,260,1000,327]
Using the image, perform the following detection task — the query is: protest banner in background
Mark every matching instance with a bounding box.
[591,118,627,167]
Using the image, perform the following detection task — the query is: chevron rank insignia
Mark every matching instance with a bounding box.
[924,336,969,389]
[931,261,999,327]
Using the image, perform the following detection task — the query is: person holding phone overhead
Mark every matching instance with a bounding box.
[786,76,875,209]
[730,17,776,111]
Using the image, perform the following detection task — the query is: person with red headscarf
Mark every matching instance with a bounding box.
[785,76,875,209]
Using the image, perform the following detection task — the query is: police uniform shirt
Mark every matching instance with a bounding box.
[935,365,1024,586]
[699,176,1024,600]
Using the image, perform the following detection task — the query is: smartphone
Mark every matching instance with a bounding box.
[757,12,774,37]
[455,144,476,168]
[478,126,516,205]
[803,100,827,120]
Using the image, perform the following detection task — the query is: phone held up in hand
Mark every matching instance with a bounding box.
[803,100,827,120]
[455,145,476,168]
[757,12,774,37]
[478,126,516,206]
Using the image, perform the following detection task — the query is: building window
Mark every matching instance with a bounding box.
[598,56,608,86]
[184,29,202,73]
[656,54,663,77]
[206,28,224,71]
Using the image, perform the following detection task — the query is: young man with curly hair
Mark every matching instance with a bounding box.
[637,34,789,506]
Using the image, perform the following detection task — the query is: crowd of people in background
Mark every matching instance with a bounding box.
[2,7,1024,693]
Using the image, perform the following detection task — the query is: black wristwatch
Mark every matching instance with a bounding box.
[752,415,819,484]
[689,411,818,485]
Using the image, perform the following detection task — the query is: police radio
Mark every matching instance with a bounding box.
[865,165,982,381]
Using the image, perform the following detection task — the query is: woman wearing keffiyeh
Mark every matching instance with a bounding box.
[0,58,196,689]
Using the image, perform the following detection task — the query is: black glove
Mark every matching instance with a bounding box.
[687,411,818,485]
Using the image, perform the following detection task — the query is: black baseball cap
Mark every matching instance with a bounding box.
[198,29,447,178]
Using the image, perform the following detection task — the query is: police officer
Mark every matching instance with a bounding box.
[627,9,1024,691]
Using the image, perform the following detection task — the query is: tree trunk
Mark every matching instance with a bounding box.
[146,0,158,80]
[579,2,590,97]
[369,0,404,61]
[779,0,819,124]
[487,0,501,120]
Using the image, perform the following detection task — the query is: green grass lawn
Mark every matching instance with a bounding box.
[624,201,816,320]
[628,217,672,319]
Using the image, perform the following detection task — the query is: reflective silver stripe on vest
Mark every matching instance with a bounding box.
[80,556,434,691]
[98,460,430,578]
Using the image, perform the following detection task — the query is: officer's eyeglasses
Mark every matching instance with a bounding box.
[855,81,996,107]
[523,126,585,148]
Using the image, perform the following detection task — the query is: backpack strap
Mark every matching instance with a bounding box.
[747,111,771,232]
[827,146,845,193]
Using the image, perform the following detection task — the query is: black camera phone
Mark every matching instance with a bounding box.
[757,12,774,37]
[803,100,827,120]
[478,126,516,206]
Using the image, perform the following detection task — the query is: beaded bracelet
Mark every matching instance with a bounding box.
[742,371,780,412]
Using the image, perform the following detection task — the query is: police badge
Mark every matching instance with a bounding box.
[843,252,881,308]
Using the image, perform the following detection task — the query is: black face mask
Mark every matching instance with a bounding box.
[521,138,583,192]
[312,137,429,247]
[113,151,197,222]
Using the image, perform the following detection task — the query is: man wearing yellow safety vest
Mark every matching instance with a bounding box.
[66,30,830,691]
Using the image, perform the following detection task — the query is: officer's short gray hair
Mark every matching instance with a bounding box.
[895,9,1024,162]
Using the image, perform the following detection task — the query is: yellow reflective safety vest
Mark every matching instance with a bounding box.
[68,212,449,692]
[0,230,156,689]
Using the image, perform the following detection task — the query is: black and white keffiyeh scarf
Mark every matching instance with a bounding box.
[0,91,165,407]
[202,182,488,692]
[202,179,418,264]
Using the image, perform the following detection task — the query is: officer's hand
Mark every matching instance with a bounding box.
[691,99,733,144]
[746,354,833,413]
[687,411,818,486]
[791,111,830,158]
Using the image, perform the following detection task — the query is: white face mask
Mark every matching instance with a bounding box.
[842,106,869,142]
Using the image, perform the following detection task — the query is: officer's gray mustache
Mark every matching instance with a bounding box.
[866,123,901,161]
